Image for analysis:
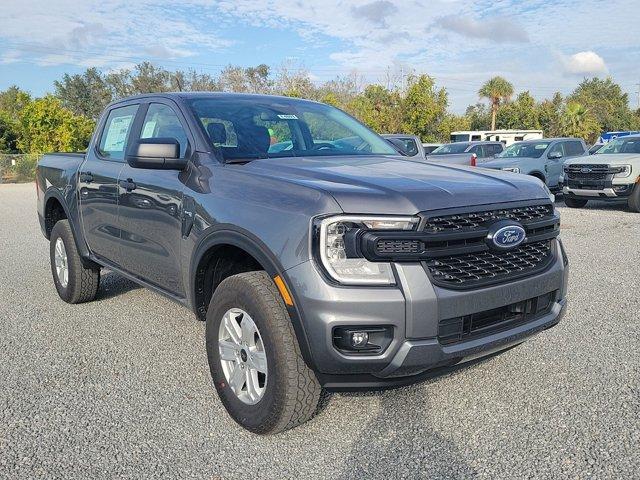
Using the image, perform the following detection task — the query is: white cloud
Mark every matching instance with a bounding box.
[0,0,231,68]
[439,16,529,43]
[561,51,608,75]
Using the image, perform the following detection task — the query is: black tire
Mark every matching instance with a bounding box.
[205,271,321,434]
[628,183,640,212]
[564,197,588,208]
[50,220,100,304]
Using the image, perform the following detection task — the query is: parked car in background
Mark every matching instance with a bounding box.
[426,141,504,166]
[381,134,427,159]
[588,143,603,155]
[450,130,543,146]
[482,138,587,191]
[422,143,442,155]
[36,92,568,434]
[561,135,640,211]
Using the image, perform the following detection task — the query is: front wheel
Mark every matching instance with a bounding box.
[628,183,640,212]
[564,197,588,208]
[205,271,321,434]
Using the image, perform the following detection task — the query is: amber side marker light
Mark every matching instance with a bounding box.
[273,275,294,307]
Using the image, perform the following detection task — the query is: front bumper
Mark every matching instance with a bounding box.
[286,239,569,389]
[563,185,632,199]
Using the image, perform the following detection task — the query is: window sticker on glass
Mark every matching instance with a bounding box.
[534,144,549,149]
[103,115,134,152]
[277,114,298,120]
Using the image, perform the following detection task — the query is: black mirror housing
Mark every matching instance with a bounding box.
[127,138,187,170]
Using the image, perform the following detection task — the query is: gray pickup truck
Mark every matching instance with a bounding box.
[426,141,505,166]
[36,93,568,434]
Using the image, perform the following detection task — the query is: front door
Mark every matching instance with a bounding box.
[117,101,190,295]
[79,104,139,263]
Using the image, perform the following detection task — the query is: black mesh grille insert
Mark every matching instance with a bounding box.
[424,240,553,288]
[423,204,553,233]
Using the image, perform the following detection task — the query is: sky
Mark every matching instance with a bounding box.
[1,0,639,113]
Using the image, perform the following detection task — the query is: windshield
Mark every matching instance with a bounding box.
[498,141,550,158]
[596,137,640,154]
[430,143,470,155]
[188,97,397,161]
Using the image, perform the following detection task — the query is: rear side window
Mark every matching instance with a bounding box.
[487,144,503,156]
[98,105,139,160]
[564,141,585,156]
[140,104,190,158]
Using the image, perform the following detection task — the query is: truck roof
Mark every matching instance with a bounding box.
[108,91,321,105]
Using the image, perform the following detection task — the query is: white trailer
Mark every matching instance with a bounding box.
[451,130,543,146]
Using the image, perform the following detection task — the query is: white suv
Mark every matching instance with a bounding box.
[561,135,640,212]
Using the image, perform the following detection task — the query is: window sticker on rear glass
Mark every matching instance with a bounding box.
[277,114,298,120]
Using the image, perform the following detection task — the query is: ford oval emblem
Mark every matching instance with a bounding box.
[487,222,527,250]
[580,167,592,173]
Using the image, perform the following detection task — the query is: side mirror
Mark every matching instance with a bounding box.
[548,151,563,160]
[126,138,187,170]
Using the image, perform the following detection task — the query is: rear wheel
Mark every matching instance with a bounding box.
[564,197,588,208]
[628,183,640,212]
[205,271,321,434]
[49,220,100,303]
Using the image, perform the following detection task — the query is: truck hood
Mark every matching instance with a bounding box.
[241,155,550,214]
[565,153,640,165]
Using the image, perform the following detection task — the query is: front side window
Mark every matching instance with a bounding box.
[140,104,189,157]
[547,143,564,158]
[188,98,396,161]
[498,141,550,158]
[98,105,139,160]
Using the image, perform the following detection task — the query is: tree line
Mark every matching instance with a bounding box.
[1,61,639,155]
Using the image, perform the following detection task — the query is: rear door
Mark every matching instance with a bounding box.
[79,103,139,263]
[116,100,190,295]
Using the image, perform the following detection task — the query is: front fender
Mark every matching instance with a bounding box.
[188,225,317,371]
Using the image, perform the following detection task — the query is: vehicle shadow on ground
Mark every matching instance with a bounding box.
[96,271,143,301]
[328,357,506,479]
[555,195,629,212]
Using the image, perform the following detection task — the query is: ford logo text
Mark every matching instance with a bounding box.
[487,222,527,250]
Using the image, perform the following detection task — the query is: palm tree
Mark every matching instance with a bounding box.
[478,77,514,130]
[561,101,599,141]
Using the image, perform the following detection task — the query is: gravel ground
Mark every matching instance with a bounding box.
[0,182,638,479]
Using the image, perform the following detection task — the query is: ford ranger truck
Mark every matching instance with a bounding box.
[36,93,569,434]
[561,135,640,211]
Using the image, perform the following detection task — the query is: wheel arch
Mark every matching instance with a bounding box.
[529,171,546,183]
[189,225,316,370]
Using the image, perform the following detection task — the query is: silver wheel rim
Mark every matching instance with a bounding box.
[218,308,268,405]
[54,238,69,288]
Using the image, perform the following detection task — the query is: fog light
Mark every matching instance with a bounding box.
[332,326,393,355]
[350,331,369,348]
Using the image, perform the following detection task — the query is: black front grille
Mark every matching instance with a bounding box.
[358,201,560,290]
[564,164,614,190]
[425,240,553,288]
[438,290,557,345]
[567,172,607,180]
[423,204,552,233]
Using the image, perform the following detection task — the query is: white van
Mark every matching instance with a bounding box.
[451,130,543,146]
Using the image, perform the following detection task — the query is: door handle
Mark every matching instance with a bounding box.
[119,178,137,192]
[79,171,93,183]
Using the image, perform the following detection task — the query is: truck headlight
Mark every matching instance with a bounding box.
[501,167,520,173]
[613,165,632,178]
[316,215,418,285]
